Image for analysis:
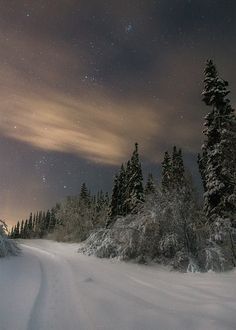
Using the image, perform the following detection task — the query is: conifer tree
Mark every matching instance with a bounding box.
[34,212,39,237]
[28,213,33,238]
[199,59,236,245]
[161,151,172,192]
[197,152,207,191]
[117,164,126,216]
[15,221,20,238]
[32,214,36,235]
[23,220,29,238]
[172,147,185,191]
[49,207,57,232]
[45,210,51,232]
[128,143,144,213]
[79,183,90,205]
[108,174,119,223]
[123,160,132,215]
[10,227,14,238]
[145,173,156,196]
[40,211,46,237]
[20,220,24,238]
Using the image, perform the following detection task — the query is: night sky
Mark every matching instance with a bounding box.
[0,1,235,226]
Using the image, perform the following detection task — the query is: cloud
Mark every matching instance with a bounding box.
[0,85,162,164]
[1,8,229,166]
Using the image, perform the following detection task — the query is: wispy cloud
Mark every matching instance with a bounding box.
[0,24,206,166]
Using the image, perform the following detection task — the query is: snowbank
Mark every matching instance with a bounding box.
[1,239,236,330]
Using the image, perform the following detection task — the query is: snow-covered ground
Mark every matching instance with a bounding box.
[0,240,236,330]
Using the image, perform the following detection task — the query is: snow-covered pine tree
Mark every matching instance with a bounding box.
[107,174,120,226]
[79,183,90,206]
[161,151,172,193]
[128,143,144,213]
[9,227,14,238]
[197,152,207,191]
[200,59,236,257]
[145,173,156,196]
[117,164,126,216]
[0,220,19,256]
[20,220,24,238]
[172,147,185,191]
[44,210,51,233]
[32,214,36,235]
[123,160,132,215]
[28,213,33,238]
[24,219,29,238]
[14,221,20,238]
[48,207,57,232]
[93,190,109,228]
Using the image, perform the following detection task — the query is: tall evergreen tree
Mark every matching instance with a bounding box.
[161,151,172,192]
[79,183,90,205]
[197,152,207,191]
[45,210,51,232]
[10,227,14,238]
[145,173,156,196]
[117,164,126,216]
[32,214,36,235]
[108,174,120,224]
[123,160,132,215]
[15,221,20,238]
[20,220,24,238]
[172,147,185,191]
[199,59,236,245]
[49,207,57,232]
[127,143,144,213]
[28,213,33,238]
[23,219,29,238]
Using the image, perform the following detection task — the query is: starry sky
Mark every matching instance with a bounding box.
[0,0,235,226]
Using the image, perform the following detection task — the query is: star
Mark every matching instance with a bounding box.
[125,24,134,33]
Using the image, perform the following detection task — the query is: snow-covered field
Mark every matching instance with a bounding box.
[0,240,236,330]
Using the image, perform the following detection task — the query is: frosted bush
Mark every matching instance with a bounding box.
[80,210,160,261]
[0,220,20,257]
[159,233,180,258]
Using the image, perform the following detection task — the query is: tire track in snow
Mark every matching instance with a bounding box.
[22,243,93,330]
[26,255,48,330]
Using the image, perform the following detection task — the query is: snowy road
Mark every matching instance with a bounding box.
[1,240,236,330]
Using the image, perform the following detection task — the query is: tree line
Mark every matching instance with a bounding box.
[10,60,236,271]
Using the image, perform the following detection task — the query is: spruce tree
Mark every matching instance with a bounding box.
[23,220,29,238]
[108,174,120,225]
[79,183,90,205]
[15,221,20,238]
[49,207,57,232]
[28,213,33,238]
[20,220,24,239]
[145,173,156,196]
[32,214,36,235]
[117,164,126,216]
[199,59,236,245]
[172,147,185,191]
[128,143,144,213]
[10,227,14,238]
[197,152,207,191]
[45,210,51,232]
[40,211,46,237]
[161,151,172,193]
[123,160,132,215]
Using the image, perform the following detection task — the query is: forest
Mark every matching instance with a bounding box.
[8,60,236,272]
